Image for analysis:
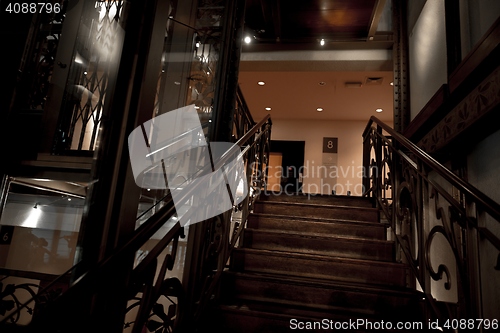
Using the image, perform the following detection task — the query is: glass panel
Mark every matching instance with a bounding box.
[131,0,228,286]
[56,0,126,152]
[0,184,84,275]
[0,177,85,325]
[13,0,67,111]
[133,1,226,224]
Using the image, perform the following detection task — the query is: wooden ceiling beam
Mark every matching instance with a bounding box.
[367,0,387,41]
[271,0,282,42]
[258,0,273,29]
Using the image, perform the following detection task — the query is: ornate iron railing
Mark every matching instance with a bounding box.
[232,85,255,142]
[363,116,500,328]
[188,114,271,325]
[11,0,67,112]
[54,0,126,153]
[0,96,271,333]
[0,268,72,326]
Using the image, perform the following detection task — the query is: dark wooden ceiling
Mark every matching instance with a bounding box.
[243,0,391,50]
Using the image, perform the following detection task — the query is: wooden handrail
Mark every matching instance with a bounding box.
[365,116,500,223]
[236,85,255,125]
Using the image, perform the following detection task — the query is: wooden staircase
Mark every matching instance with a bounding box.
[204,193,424,332]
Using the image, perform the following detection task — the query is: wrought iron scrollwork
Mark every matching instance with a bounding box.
[54,0,126,153]
[0,271,69,326]
[125,276,184,333]
[426,225,452,290]
[0,281,40,323]
[425,187,469,303]
[124,224,186,333]
[13,0,67,111]
[187,103,271,328]
[363,116,500,325]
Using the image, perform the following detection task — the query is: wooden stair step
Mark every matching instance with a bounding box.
[221,271,422,316]
[248,213,387,240]
[260,193,374,208]
[211,303,419,333]
[231,248,408,287]
[253,201,379,222]
[214,305,306,333]
[210,195,426,332]
[243,228,394,261]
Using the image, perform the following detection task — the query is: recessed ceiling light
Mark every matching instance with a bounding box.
[345,82,362,88]
[390,82,394,86]
[317,108,323,112]
[244,36,252,44]
[376,108,383,113]
[265,107,271,111]
[258,81,265,86]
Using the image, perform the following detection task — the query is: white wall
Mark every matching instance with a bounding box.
[270,119,392,196]
[409,0,448,119]
[409,0,500,119]
[467,128,500,320]
[464,0,500,53]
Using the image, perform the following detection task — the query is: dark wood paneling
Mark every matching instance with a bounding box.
[404,84,449,141]
[245,0,379,45]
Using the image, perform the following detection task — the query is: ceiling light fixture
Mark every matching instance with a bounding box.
[244,36,252,44]
[345,82,362,88]
[257,81,265,86]
[317,108,323,112]
[376,108,383,113]
[320,39,325,46]
[265,107,271,111]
